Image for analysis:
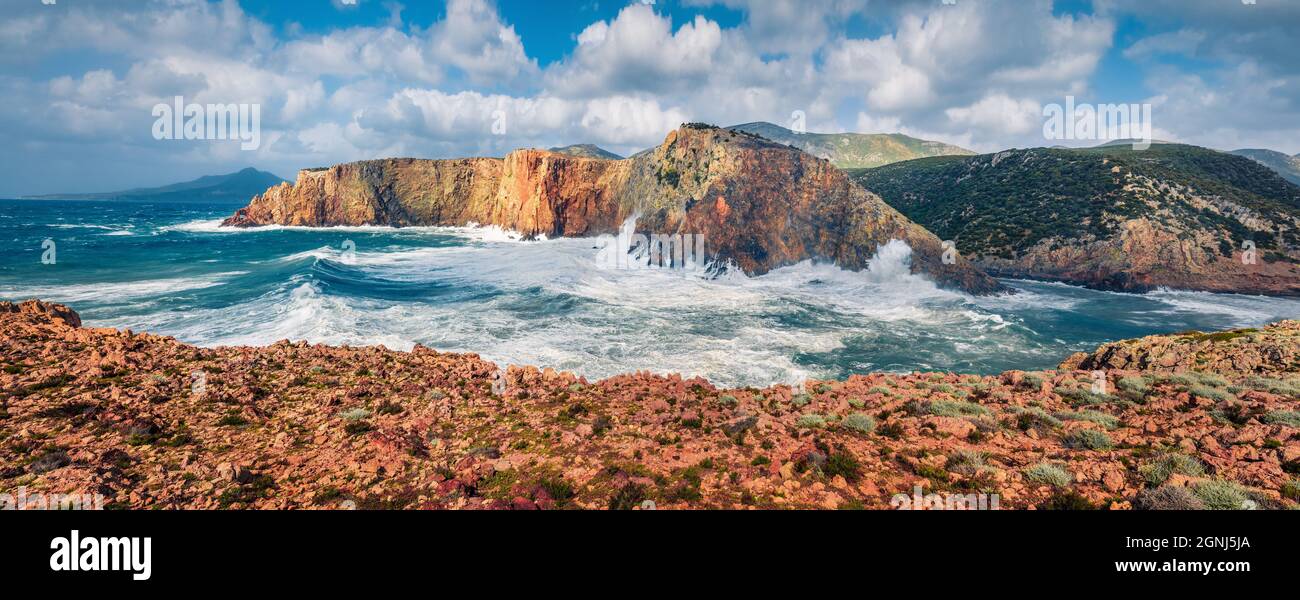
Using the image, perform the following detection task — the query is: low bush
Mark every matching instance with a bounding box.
[1139,453,1205,486]
[1024,463,1072,487]
[842,412,876,434]
[1063,429,1112,450]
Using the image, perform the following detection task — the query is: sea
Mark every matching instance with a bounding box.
[2,198,1297,388]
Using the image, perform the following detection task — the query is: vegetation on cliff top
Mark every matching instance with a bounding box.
[851,144,1300,263]
[727,121,974,169]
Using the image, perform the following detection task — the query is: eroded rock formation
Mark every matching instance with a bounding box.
[223,125,1001,294]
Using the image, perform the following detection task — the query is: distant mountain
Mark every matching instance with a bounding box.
[725,121,974,169]
[25,168,288,202]
[1230,149,1300,186]
[547,144,623,160]
[851,144,1300,296]
[1092,138,1178,148]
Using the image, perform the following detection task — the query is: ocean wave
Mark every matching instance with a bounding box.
[1143,288,1300,327]
[160,218,544,244]
[43,215,1300,387]
[0,272,246,304]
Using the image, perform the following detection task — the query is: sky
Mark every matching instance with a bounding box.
[1,0,1297,196]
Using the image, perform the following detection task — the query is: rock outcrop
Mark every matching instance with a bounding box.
[223,125,1001,294]
[1060,321,1300,376]
[3,301,1298,510]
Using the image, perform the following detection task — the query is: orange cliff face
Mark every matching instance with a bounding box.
[222,125,1003,294]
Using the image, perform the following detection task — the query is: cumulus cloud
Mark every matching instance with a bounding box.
[0,0,1296,195]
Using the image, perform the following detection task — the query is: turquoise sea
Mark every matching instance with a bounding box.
[2,198,1298,387]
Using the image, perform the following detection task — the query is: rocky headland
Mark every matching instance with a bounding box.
[222,124,1001,294]
[2,300,1298,510]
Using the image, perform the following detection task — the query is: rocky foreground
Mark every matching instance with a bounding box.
[2,300,1298,510]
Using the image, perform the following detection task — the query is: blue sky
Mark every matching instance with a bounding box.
[1,0,1297,195]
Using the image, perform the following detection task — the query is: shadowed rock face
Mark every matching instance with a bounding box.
[223,125,1002,294]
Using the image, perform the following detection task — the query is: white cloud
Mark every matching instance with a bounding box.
[945,94,1043,138]
[2,0,1298,196]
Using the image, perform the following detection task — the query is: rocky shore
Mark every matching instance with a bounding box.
[2,300,1298,510]
[220,124,1001,294]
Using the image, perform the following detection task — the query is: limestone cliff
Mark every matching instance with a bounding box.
[223,125,1001,294]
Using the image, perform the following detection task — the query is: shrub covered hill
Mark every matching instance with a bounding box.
[726,121,974,169]
[850,143,1300,295]
[2,300,1299,510]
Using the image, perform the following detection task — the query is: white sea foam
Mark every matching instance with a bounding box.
[100,238,1022,386]
[56,226,1300,388]
[160,218,542,244]
[0,272,245,304]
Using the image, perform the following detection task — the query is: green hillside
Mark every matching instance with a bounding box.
[850,144,1300,262]
[726,122,974,169]
[1230,148,1300,186]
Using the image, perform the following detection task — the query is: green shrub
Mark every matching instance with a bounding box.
[842,412,876,434]
[1042,491,1096,510]
[868,386,893,397]
[1190,372,1229,388]
[1155,373,1197,387]
[1188,385,1231,402]
[343,420,373,436]
[539,477,576,507]
[928,400,991,418]
[1139,454,1205,486]
[1064,429,1112,450]
[1011,406,1062,430]
[1019,373,1045,390]
[608,483,647,510]
[339,408,370,421]
[790,393,811,407]
[1024,463,1072,487]
[717,394,738,407]
[1263,411,1300,427]
[216,411,249,427]
[1193,479,1251,510]
[847,398,865,408]
[1117,376,1150,397]
[1282,480,1300,502]
[946,450,990,477]
[1135,485,1205,510]
[796,414,827,428]
[1057,409,1120,430]
[823,447,862,482]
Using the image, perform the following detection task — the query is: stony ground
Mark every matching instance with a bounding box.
[2,300,1298,510]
